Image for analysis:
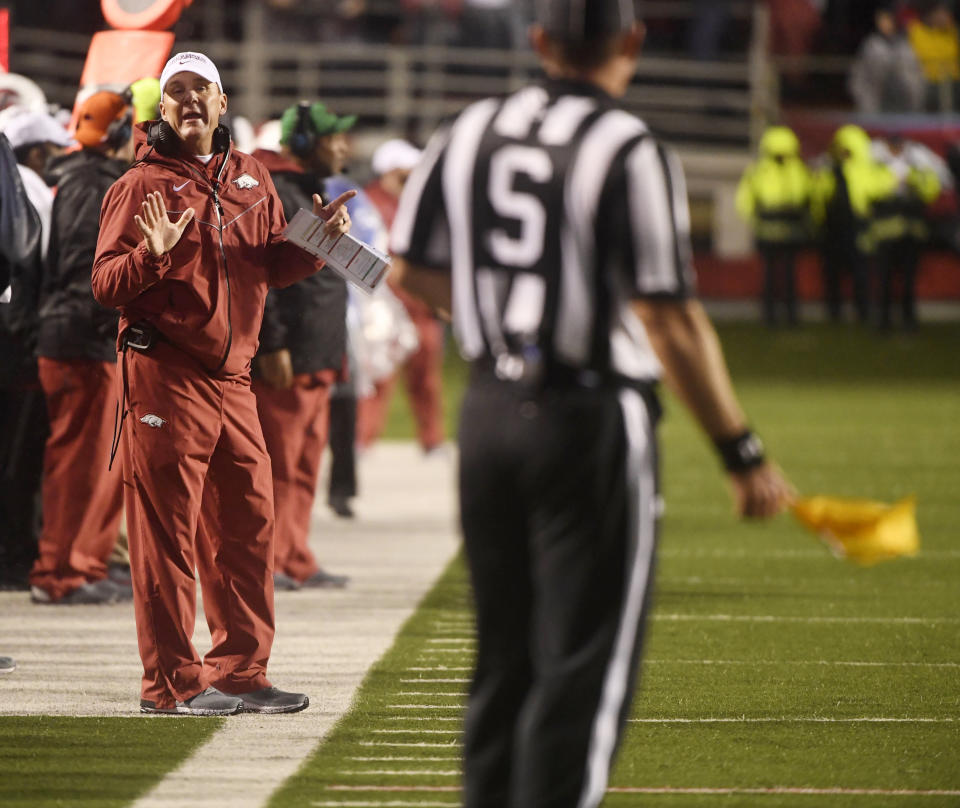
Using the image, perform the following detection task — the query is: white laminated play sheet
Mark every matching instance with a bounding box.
[284,208,391,294]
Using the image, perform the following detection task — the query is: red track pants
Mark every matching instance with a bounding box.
[121,343,274,708]
[357,303,445,451]
[253,370,335,583]
[30,358,123,601]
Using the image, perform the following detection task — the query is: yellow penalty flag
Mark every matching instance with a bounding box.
[791,495,920,565]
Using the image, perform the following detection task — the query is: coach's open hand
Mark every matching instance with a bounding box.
[314,190,357,240]
[136,192,195,257]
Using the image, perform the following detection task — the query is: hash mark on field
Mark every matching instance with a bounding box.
[387,716,461,722]
[400,679,470,683]
[405,667,471,672]
[387,705,464,710]
[323,785,960,797]
[627,717,956,724]
[646,659,960,668]
[425,639,474,644]
[654,614,960,624]
[373,729,461,735]
[358,742,460,748]
[397,691,465,697]
[347,757,461,762]
[341,770,459,776]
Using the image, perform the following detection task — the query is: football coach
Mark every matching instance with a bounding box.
[93,52,355,716]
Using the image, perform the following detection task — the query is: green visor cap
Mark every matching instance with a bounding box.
[280,102,357,145]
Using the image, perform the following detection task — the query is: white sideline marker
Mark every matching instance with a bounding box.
[644,659,960,668]
[627,717,956,724]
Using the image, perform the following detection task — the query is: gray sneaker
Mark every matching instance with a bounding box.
[226,686,309,714]
[301,568,349,589]
[140,687,243,716]
[0,656,16,674]
[273,571,300,591]
[31,579,121,605]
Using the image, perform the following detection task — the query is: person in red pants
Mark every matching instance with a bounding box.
[361,139,446,454]
[251,102,355,590]
[92,52,355,716]
[29,91,136,605]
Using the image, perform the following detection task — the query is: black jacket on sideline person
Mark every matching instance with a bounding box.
[252,149,347,375]
[38,149,125,362]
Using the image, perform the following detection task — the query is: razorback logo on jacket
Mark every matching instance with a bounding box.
[233,173,259,190]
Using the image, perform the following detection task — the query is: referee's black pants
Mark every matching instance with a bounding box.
[458,377,660,808]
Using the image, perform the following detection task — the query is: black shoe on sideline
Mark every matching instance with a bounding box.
[0,656,16,674]
[328,496,355,519]
[225,686,309,714]
[31,579,120,605]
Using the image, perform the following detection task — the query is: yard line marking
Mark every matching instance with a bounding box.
[312,802,458,807]
[324,785,960,796]
[347,757,460,762]
[645,659,960,669]
[387,705,464,711]
[358,742,460,748]
[405,667,472,672]
[425,639,474,645]
[397,692,465,697]
[341,770,459,776]
[605,787,960,797]
[653,614,960,625]
[658,548,960,560]
[627,717,956,724]
[373,729,462,735]
[386,716,461,722]
[400,679,471,683]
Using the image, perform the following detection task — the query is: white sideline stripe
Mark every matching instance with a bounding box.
[397,692,464,697]
[358,742,460,748]
[627,717,956,724]
[400,679,471,683]
[341,771,459,776]
[425,639,474,645]
[645,659,960,669]
[347,757,460,762]
[659,548,960,559]
[653,614,960,625]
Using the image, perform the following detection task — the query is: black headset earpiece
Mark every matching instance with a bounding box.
[288,102,315,159]
[147,120,178,156]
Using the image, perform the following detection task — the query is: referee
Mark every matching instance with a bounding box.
[390,2,794,806]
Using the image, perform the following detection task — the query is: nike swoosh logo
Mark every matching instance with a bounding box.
[173,181,189,192]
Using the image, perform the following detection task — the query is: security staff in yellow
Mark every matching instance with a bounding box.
[870,135,942,330]
[737,126,812,326]
[812,124,898,324]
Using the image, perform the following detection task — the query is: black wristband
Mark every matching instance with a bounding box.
[715,429,766,473]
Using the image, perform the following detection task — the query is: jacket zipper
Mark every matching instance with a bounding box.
[178,148,234,374]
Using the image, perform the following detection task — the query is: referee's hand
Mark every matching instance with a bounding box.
[728,462,795,519]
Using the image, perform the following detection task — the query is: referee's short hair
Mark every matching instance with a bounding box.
[536,0,638,69]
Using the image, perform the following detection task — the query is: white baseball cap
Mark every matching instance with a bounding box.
[0,108,74,149]
[372,138,423,176]
[159,51,223,95]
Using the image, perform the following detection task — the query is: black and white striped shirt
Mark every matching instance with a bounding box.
[390,78,696,384]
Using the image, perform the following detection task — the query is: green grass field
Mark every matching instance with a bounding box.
[3,321,959,806]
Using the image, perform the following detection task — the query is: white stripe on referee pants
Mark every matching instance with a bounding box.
[578,388,656,808]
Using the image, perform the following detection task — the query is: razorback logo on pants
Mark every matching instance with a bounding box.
[121,342,276,708]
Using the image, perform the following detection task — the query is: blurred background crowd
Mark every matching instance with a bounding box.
[1,0,959,606]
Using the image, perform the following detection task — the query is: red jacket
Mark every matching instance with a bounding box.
[92,133,322,378]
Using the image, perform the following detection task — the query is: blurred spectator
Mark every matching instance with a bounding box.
[455,0,525,50]
[360,139,446,452]
[736,126,813,326]
[766,0,823,81]
[687,0,733,61]
[812,124,898,323]
[870,135,944,329]
[251,101,352,584]
[129,77,161,124]
[28,91,136,605]
[907,0,960,111]
[401,0,462,46]
[849,4,925,113]
[0,114,68,592]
